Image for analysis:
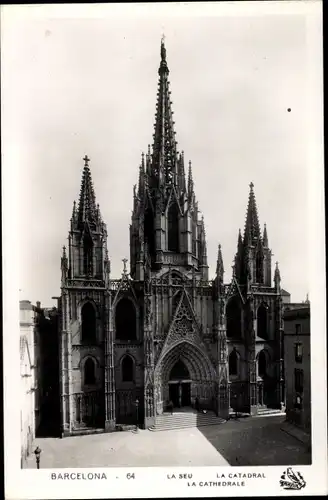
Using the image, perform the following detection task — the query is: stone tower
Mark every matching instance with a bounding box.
[228,182,284,415]
[59,156,114,436]
[129,39,228,428]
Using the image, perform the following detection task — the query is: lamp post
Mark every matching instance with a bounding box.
[135,398,139,430]
[34,446,42,469]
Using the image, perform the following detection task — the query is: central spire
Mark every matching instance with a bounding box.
[244,182,261,245]
[151,37,178,189]
[77,155,97,226]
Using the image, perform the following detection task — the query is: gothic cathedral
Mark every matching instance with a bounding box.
[59,40,284,436]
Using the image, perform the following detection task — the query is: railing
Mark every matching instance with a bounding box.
[73,391,103,428]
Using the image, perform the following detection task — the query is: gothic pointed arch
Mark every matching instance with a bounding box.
[121,354,135,382]
[83,357,96,385]
[169,359,190,380]
[229,349,239,376]
[258,350,267,377]
[81,302,96,343]
[115,298,137,341]
[226,296,242,338]
[257,303,268,339]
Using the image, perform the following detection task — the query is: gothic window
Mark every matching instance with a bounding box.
[81,302,96,343]
[144,209,155,259]
[84,358,96,385]
[168,202,179,252]
[256,251,264,283]
[169,359,190,380]
[226,297,242,338]
[121,355,134,382]
[192,222,197,256]
[229,350,238,376]
[258,350,267,377]
[257,304,268,339]
[83,234,93,275]
[115,299,137,340]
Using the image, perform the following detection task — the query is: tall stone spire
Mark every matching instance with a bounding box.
[151,37,178,189]
[77,155,97,226]
[244,182,261,245]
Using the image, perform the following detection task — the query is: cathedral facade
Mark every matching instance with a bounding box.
[59,40,284,436]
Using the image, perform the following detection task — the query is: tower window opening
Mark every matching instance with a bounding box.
[81,302,96,344]
[84,357,96,385]
[83,235,93,275]
[226,297,242,338]
[229,350,238,376]
[168,202,179,252]
[122,355,134,382]
[115,299,137,341]
[257,304,268,339]
[258,350,267,377]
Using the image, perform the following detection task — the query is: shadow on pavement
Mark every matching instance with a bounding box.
[196,415,312,466]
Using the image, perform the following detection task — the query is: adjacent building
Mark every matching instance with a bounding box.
[57,40,286,436]
[284,304,311,433]
[20,301,40,466]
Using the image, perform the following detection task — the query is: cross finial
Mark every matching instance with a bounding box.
[122,258,128,274]
[83,155,90,167]
[249,181,254,190]
[161,33,165,44]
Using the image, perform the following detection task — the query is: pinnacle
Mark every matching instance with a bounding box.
[243,182,261,245]
[77,156,98,226]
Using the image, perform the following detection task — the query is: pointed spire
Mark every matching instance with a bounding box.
[71,200,77,221]
[216,244,224,281]
[77,155,97,226]
[244,182,261,245]
[187,160,194,206]
[263,223,268,247]
[61,245,68,280]
[151,37,178,189]
[178,151,186,194]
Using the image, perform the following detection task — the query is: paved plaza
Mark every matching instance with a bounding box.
[25,415,311,469]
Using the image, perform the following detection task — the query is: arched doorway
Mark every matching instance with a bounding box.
[168,359,191,408]
[155,341,215,414]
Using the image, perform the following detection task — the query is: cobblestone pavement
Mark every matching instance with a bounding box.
[25,415,311,468]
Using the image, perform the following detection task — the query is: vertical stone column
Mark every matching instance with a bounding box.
[105,292,116,431]
[60,290,71,436]
[144,272,155,428]
[248,295,258,415]
[66,293,74,433]
[216,294,229,420]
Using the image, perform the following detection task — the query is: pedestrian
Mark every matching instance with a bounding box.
[195,396,200,412]
[169,400,173,415]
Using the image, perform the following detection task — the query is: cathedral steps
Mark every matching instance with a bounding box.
[149,411,226,432]
[256,407,286,417]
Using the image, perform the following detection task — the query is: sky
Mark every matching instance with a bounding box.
[2,2,322,306]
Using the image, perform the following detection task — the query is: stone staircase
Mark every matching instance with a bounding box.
[149,410,226,432]
[256,407,285,417]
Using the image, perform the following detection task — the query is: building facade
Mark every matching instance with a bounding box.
[20,301,41,466]
[284,305,311,432]
[58,40,285,436]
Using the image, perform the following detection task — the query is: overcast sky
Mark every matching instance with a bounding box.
[2,3,322,306]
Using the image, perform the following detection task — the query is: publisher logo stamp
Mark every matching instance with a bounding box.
[280,468,306,490]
